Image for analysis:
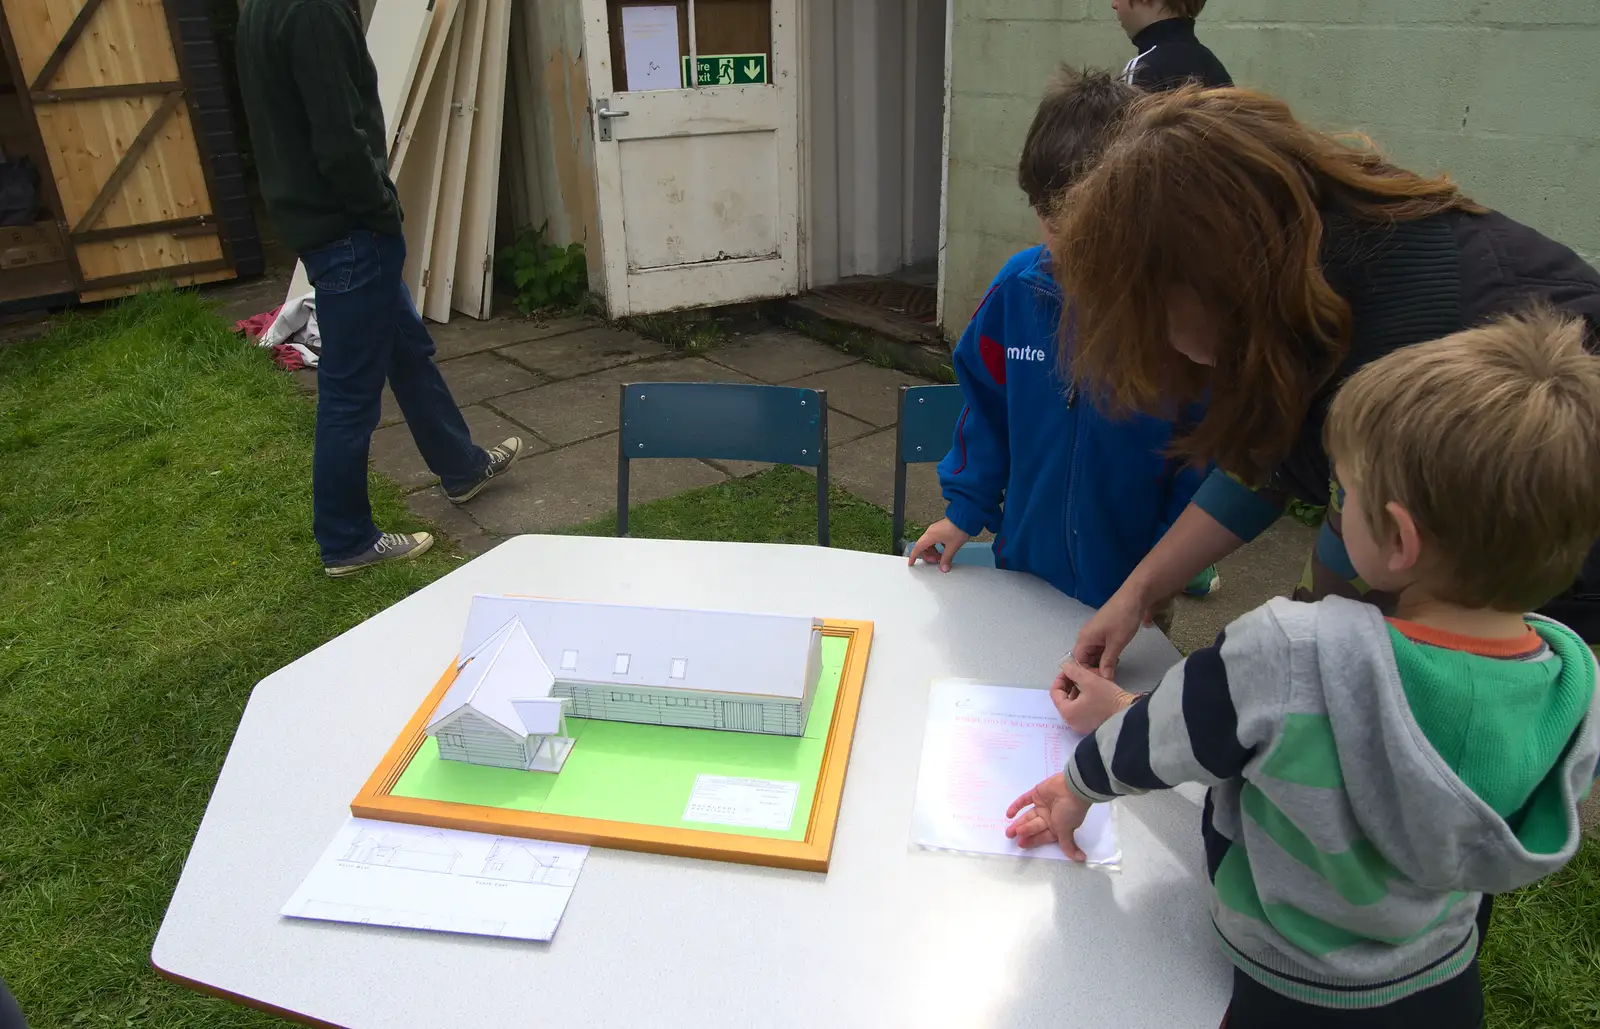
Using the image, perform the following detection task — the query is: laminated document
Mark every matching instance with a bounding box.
[912,680,1120,866]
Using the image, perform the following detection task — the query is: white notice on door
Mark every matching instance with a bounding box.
[620,5,682,92]
[683,775,800,831]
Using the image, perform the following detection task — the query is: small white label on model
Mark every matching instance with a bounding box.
[683,775,800,831]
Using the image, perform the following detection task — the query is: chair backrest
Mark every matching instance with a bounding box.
[617,382,830,544]
[892,384,964,553]
[896,384,966,465]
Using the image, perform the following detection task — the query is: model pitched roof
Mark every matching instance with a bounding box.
[458,595,821,700]
[427,618,557,737]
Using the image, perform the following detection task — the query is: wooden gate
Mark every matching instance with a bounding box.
[0,0,243,300]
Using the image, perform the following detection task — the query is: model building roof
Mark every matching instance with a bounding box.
[457,594,823,700]
[427,618,557,738]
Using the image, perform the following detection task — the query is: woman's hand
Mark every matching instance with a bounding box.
[1051,658,1138,736]
[1075,503,1249,675]
[1071,585,1153,679]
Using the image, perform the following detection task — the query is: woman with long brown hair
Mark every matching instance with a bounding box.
[1060,86,1600,675]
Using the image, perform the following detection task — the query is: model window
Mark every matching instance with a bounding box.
[669,657,688,679]
[614,653,631,674]
[560,649,579,670]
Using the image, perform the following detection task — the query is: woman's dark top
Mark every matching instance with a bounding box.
[1190,207,1600,638]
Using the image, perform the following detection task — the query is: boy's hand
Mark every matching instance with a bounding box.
[907,518,971,572]
[1050,657,1138,736]
[1005,772,1092,861]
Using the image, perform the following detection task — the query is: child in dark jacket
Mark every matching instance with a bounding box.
[908,69,1218,615]
[1114,0,1232,91]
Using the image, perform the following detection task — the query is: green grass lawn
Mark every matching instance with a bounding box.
[0,293,1594,1028]
[561,462,917,550]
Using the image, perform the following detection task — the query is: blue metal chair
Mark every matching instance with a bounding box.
[617,382,830,545]
[894,384,995,565]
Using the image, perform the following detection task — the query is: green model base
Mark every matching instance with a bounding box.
[391,635,850,841]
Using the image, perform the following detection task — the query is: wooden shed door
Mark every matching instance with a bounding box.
[579,0,800,316]
[1,0,236,299]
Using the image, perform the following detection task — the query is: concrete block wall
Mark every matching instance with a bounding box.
[938,0,1600,338]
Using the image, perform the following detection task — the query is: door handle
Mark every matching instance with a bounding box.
[596,99,629,141]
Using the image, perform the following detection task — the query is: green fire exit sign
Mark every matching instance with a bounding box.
[681,53,768,87]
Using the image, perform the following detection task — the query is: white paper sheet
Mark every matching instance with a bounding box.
[912,681,1120,866]
[281,818,588,941]
[620,5,682,91]
[683,775,799,830]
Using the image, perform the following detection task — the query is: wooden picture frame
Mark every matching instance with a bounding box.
[352,619,873,873]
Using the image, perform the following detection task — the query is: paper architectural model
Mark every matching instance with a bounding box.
[425,594,826,772]
[426,617,576,772]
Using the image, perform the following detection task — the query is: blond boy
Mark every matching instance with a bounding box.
[1008,307,1600,1025]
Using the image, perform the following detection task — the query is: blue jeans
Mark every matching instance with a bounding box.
[0,975,26,1028]
[301,231,488,562]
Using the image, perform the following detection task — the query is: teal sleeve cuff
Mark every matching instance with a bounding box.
[1192,469,1283,543]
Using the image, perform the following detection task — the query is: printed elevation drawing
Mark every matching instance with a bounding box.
[425,594,827,772]
[342,829,461,873]
[297,900,508,936]
[480,838,582,886]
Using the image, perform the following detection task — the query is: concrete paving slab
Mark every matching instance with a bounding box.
[430,315,595,361]
[486,357,758,447]
[789,362,931,428]
[379,388,400,427]
[826,428,944,526]
[704,330,861,383]
[370,405,546,492]
[1167,517,1317,655]
[379,352,543,429]
[497,325,669,381]
[205,271,293,328]
[404,485,501,556]
[465,433,727,534]
[827,409,880,445]
[437,352,547,405]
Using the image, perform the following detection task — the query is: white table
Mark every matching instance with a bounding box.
[153,535,1231,1027]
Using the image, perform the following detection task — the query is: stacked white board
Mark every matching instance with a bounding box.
[281,0,515,324]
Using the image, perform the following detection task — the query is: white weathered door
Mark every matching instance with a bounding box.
[579,0,799,316]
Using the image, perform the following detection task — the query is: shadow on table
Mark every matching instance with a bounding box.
[907,566,1230,1025]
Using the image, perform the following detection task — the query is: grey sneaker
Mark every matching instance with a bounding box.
[447,436,523,504]
[324,531,434,577]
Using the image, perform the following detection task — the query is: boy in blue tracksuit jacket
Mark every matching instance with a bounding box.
[909,68,1215,618]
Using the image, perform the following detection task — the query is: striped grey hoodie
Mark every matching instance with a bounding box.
[1066,595,1600,1008]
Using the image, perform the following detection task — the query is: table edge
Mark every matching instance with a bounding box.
[152,955,347,1029]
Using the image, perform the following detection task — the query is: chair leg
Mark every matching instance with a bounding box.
[891,463,907,556]
[892,387,908,555]
[816,452,830,548]
[816,393,830,547]
[616,431,630,538]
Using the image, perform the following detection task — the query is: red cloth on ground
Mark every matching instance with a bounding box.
[234,305,282,341]
[269,343,308,371]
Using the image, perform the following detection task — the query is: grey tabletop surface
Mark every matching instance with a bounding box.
[153,535,1231,1027]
